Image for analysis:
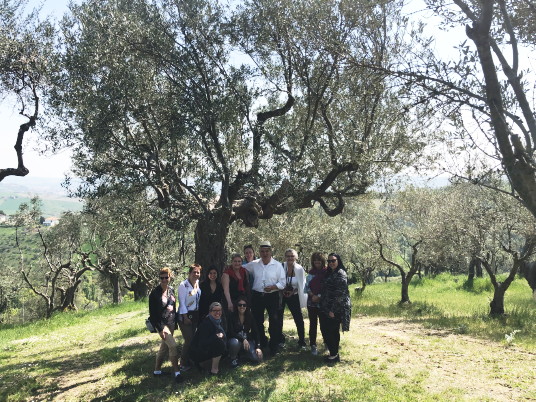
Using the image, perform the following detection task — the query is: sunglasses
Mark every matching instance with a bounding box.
[327,259,337,263]
[237,303,247,307]
[211,309,223,313]
[160,276,169,279]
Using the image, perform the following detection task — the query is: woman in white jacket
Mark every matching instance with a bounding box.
[278,248,307,348]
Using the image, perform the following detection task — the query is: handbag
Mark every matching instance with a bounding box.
[145,317,157,333]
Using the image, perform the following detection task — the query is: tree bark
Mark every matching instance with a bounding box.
[194,209,232,271]
[400,274,410,304]
[489,284,506,316]
[475,259,483,277]
[60,279,81,311]
[129,276,149,301]
[468,257,475,281]
[111,272,122,304]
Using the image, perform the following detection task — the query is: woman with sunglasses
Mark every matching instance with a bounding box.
[148,267,182,382]
[278,248,307,349]
[177,263,202,371]
[227,296,263,368]
[319,253,351,363]
[190,302,227,375]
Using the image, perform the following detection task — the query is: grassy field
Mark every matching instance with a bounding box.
[358,274,536,349]
[0,195,82,217]
[0,275,535,401]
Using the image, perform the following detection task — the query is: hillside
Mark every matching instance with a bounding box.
[1,277,535,401]
[0,177,82,216]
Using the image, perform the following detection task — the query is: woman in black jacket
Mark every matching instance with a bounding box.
[189,302,226,375]
[319,253,351,364]
[227,296,263,368]
[148,267,182,382]
[198,266,224,324]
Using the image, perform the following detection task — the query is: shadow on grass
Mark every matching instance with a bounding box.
[96,338,329,401]
[0,341,152,400]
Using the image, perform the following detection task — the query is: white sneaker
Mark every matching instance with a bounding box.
[311,345,318,356]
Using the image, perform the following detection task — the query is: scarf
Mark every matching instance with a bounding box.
[224,265,247,293]
[208,314,226,339]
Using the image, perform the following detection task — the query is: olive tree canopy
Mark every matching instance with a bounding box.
[49,0,431,268]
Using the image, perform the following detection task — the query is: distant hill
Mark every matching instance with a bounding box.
[0,176,82,216]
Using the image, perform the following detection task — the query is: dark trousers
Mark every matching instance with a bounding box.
[191,337,226,362]
[251,291,281,351]
[319,311,341,356]
[307,305,320,346]
[279,293,305,343]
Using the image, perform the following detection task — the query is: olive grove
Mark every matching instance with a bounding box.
[46,0,435,269]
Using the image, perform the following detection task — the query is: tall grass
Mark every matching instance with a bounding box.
[0,300,144,344]
[355,274,536,349]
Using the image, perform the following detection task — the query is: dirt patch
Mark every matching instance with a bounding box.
[347,317,536,401]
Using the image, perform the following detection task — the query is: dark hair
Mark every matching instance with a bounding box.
[310,252,326,270]
[233,296,253,327]
[159,267,174,279]
[204,265,220,282]
[327,253,345,271]
[243,244,256,262]
[189,263,203,274]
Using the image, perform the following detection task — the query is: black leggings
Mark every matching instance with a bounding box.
[319,312,341,356]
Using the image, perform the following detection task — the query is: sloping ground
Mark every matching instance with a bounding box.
[349,317,536,401]
[2,311,535,401]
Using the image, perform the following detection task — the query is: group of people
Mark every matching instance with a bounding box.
[147,241,351,383]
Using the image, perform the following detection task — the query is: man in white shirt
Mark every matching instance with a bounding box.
[244,241,285,355]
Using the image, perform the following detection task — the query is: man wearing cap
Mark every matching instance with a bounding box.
[244,241,286,355]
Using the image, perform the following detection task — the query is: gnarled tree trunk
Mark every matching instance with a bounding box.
[194,209,232,272]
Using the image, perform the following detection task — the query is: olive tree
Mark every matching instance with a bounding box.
[48,0,432,269]
[0,0,54,181]
[14,199,94,318]
[366,1,536,221]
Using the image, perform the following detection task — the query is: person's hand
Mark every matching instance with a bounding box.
[228,303,234,312]
[311,295,320,303]
[243,339,250,351]
[216,332,224,338]
[328,311,335,318]
[159,331,166,340]
[256,348,263,360]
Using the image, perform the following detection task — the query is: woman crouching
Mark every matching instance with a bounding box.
[227,296,263,368]
[148,267,182,382]
[190,302,226,375]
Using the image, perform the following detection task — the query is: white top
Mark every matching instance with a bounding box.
[178,278,201,314]
[245,258,285,293]
[283,262,307,308]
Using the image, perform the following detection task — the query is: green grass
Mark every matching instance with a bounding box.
[0,196,82,216]
[356,273,536,349]
[1,275,535,400]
